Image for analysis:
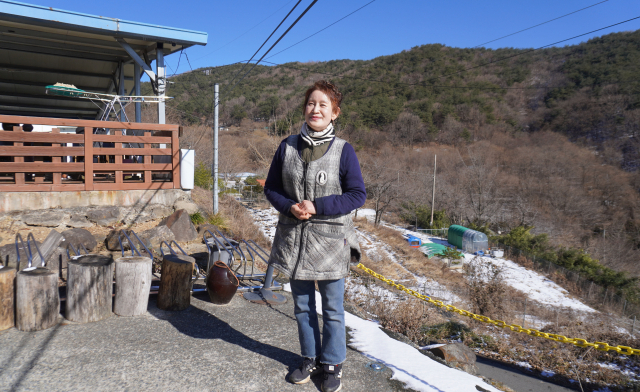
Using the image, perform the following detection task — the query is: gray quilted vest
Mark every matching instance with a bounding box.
[269,135,361,280]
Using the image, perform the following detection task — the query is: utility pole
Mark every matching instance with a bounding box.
[430,155,437,226]
[213,83,219,214]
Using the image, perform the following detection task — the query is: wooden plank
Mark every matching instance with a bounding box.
[12,126,24,185]
[84,127,93,191]
[0,115,180,132]
[93,147,171,156]
[93,163,171,171]
[0,184,86,192]
[92,181,175,191]
[0,146,84,156]
[31,229,65,268]
[0,163,84,172]
[0,133,83,143]
[172,128,180,189]
[92,135,172,144]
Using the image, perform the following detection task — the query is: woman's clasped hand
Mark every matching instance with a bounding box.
[290,200,316,220]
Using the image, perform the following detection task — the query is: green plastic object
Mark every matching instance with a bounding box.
[447,225,468,249]
[45,85,85,97]
[420,243,448,258]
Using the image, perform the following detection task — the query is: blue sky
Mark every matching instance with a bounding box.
[40,0,640,74]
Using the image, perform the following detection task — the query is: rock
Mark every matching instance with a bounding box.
[67,214,93,228]
[139,225,175,250]
[174,200,199,215]
[160,209,197,242]
[428,343,478,375]
[197,224,219,237]
[21,210,65,227]
[121,205,173,225]
[105,229,132,251]
[62,228,98,252]
[86,206,120,226]
[93,233,106,248]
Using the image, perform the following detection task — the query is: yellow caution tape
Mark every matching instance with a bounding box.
[356,263,640,356]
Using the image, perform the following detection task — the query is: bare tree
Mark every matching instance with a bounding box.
[361,152,401,226]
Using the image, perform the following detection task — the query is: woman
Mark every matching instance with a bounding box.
[264,80,365,392]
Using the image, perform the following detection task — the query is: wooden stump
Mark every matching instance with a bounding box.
[16,268,59,331]
[114,256,152,317]
[157,254,195,311]
[66,255,114,323]
[0,267,16,331]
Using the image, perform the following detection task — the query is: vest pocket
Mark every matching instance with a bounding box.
[301,225,347,274]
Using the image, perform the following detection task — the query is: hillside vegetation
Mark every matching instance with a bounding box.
[154,30,640,288]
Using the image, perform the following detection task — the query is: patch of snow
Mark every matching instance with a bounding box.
[388,225,596,313]
[420,344,445,350]
[541,370,556,377]
[516,361,532,369]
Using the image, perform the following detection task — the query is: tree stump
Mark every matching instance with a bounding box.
[16,268,59,331]
[114,256,152,317]
[66,255,114,323]
[0,267,16,331]
[157,254,195,311]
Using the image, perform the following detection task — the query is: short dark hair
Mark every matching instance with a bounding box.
[303,80,342,115]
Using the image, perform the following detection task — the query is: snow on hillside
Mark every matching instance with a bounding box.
[246,205,594,313]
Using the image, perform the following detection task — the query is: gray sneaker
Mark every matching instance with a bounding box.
[322,363,342,392]
[289,357,320,384]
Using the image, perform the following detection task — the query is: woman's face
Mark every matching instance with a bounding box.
[304,90,339,132]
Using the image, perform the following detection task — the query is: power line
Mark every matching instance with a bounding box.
[225,0,320,97]
[473,0,610,48]
[228,0,303,87]
[195,0,297,61]
[266,0,378,60]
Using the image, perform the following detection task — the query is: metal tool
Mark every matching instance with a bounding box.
[15,233,45,270]
[118,230,153,260]
[242,240,286,305]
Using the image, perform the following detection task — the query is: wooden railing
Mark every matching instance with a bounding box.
[0,115,182,192]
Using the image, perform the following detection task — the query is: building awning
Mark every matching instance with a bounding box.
[0,0,207,120]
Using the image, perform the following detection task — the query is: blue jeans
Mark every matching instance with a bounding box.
[290,278,346,365]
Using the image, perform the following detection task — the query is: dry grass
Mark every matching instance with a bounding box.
[350,218,640,390]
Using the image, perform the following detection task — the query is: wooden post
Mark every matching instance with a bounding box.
[114,130,123,185]
[66,255,114,323]
[157,254,194,311]
[144,132,151,184]
[13,126,24,185]
[171,129,180,189]
[84,127,93,190]
[114,256,152,317]
[16,268,59,331]
[0,267,16,331]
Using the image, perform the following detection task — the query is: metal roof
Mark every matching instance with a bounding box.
[0,0,207,120]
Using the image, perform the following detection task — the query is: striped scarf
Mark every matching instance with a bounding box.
[300,122,335,147]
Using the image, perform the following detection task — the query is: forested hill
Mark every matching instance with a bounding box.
[155,29,640,168]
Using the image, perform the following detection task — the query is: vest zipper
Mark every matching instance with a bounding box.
[292,161,309,279]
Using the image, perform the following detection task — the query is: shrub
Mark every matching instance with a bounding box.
[194,162,213,189]
[190,211,206,225]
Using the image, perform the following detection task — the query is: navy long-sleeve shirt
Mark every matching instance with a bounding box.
[264,137,366,218]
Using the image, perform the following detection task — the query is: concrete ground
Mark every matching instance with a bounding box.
[0,290,403,392]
